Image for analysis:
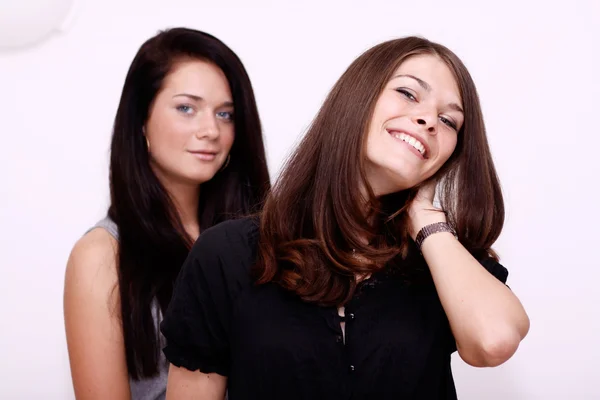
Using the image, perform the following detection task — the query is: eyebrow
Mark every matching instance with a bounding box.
[393,74,464,114]
[173,93,233,107]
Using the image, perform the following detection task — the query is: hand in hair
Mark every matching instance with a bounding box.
[407,180,447,240]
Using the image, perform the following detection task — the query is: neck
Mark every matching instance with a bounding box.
[159,176,201,241]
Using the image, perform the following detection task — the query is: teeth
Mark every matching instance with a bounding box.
[392,132,426,156]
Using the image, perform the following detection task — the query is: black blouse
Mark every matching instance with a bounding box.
[160,218,508,400]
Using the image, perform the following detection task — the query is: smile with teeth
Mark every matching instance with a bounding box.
[392,132,426,157]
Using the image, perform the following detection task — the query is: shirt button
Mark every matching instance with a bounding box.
[348,313,355,320]
[349,365,355,372]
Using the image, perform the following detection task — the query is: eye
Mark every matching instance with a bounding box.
[395,88,417,101]
[217,111,234,122]
[439,116,458,131]
[176,104,195,115]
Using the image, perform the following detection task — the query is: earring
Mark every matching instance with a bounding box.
[220,154,231,171]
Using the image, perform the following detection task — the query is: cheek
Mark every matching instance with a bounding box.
[438,134,458,163]
[364,132,380,165]
[219,125,235,151]
[149,112,190,148]
[372,95,402,126]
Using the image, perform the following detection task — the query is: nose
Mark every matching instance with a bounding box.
[412,112,437,135]
[195,113,219,140]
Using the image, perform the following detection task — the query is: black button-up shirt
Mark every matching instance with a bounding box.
[161,218,508,399]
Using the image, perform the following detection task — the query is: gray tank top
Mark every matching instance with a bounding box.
[90,217,168,400]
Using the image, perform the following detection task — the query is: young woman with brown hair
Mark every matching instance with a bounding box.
[160,36,529,399]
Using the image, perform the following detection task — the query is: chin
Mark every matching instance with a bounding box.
[178,170,218,186]
[195,174,218,185]
[372,180,415,197]
[386,170,421,191]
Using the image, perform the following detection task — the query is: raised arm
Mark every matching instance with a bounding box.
[409,183,530,367]
[419,229,529,367]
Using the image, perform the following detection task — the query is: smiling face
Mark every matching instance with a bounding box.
[364,54,464,196]
[144,59,235,187]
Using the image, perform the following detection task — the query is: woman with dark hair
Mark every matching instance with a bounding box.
[160,36,530,399]
[63,27,270,400]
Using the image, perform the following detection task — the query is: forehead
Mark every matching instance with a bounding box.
[393,54,461,103]
[161,59,232,98]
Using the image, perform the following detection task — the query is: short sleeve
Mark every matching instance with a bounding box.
[160,218,257,376]
[478,256,509,284]
[445,256,510,353]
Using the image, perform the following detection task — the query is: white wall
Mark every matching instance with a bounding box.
[1,0,598,398]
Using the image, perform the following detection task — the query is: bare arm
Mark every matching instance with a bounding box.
[166,364,227,400]
[420,232,530,367]
[408,182,529,367]
[64,228,131,399]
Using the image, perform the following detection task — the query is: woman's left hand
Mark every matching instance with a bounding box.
[407,180,447,240]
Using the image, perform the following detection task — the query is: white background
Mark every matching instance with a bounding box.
[1,0,598,399]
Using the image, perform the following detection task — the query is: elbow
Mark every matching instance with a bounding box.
[459,325,528,368]
[479,333,521,367]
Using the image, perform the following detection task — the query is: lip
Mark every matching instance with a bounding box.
[188,150,218,160]
[386,128,430,159]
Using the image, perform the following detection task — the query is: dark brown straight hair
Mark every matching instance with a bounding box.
[109,27,270,379]
[254,36,504,306]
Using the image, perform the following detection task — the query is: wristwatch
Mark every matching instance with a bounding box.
[414,222,458,250]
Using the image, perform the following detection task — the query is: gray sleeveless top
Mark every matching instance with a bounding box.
[90,217,168,400]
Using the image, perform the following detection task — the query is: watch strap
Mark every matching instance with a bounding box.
[414,222,457,250]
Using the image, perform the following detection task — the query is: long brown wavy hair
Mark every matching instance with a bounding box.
[254,36,504,306]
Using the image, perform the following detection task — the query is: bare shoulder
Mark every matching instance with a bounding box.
[68,227,119,269]
[65,227,119,302]
[64,228,119,317]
